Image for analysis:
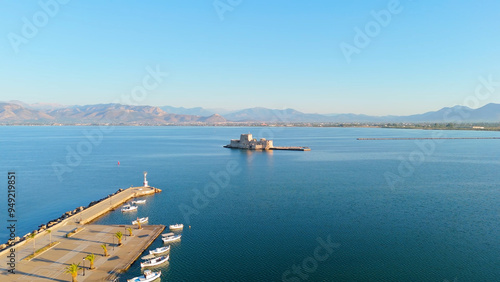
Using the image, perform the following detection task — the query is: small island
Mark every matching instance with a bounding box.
[224,134,310,151]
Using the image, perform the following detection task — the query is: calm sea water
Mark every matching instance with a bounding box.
[1,126,499,281]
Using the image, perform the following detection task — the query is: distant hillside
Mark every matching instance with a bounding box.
[7,100,68,111]
[0,103,225,124]
[223,104,500,123]
[0,103,54,122]
[198,114,227,123]
[467,103,500,121]
[396,104,500,122]
[1,102,499,124]
[48,104,216,124]
[160,106,215,116]
[223,107,327,122]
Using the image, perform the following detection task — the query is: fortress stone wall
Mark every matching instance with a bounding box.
[228,134,273,150]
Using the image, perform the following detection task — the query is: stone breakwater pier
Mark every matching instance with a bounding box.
[0,185,163,281]
[270,146,311,151]
[357,137,500,140]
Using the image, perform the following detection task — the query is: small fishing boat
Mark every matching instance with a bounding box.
[149,245,170,255]
[127,270,161,282]
[132,199,146,204]
[140,255,169,268]
[121,205,138,212]
[132,217,148,225]
[141,254,155,260]
[169,223,184,230]
[162,234,182,243]
[161,232,174,237]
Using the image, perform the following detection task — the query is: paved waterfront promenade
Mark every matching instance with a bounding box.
[0,186,164,281]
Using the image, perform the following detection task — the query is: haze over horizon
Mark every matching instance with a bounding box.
[1,1,499,116]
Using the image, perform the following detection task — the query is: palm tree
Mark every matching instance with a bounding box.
[101,244,109,257]
[46,229,52,244]
[85,253,96,270]
[28,232,36,255]
[126,227,133,237]
[137,220,142,230]
[65,262,81,282]
[114,231,123,246]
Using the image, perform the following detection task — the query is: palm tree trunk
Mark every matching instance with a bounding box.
[72,273,77,282]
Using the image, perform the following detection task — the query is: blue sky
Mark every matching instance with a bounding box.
[1,0,499,115]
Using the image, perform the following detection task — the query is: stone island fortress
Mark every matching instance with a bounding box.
[224,133,311,151]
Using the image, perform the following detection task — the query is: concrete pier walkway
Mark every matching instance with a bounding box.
[3,224,164,281]
[0,186,164,281]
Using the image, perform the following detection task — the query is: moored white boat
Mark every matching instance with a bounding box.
[141,254,155,260]
[127,270,161,282]
[169,223,184,230]
[132,217,148,225]
[140,255,169,268]
[132,199,146,204]
[121,205,138,212]
[149,245,170,255]
[162,234,182,243]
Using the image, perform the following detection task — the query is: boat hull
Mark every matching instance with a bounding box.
[121,206,138,212]
[127,270,161,282]
[141,255,169,268]
[169,224,184,230]
[132,217,148,225]
[162,235,181,243]
[149,246,170,255]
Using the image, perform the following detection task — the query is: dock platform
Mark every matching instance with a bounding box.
[2,224,164,281]
[0,186,164,281]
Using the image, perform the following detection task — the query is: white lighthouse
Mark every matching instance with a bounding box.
[143,171,149,187]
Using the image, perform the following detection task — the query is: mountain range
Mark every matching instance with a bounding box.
[1,101,499,124]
